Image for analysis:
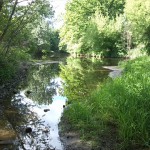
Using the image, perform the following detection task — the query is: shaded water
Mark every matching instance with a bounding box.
[0,57,121,150]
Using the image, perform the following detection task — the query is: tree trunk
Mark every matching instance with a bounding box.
[0,0,18,42]
[0,0,3,12]
[2,5,32,55]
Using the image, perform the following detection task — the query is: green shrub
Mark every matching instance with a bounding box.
[0,55,17,84]
[0,48,30,84]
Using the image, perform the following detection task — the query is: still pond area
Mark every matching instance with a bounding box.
[0,57,122,150]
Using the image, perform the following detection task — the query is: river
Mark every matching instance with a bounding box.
[0,57,121,150]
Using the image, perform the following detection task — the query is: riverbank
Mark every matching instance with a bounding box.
[0,61,30,149]
[0,62,29,101]
[59,115,95,150]
[59,56,150,150]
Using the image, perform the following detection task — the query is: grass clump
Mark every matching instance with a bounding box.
[63,56,150,149]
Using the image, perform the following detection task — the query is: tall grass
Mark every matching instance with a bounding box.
[63,56,150,149]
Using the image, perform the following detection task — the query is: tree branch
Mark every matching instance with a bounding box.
[0,0,18,42]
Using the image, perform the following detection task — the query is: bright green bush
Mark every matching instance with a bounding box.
[84,13,126,57]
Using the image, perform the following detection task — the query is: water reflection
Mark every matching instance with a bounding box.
[9,61,66,149]
[2,57,121,150]
[12,77,66,150]
[26,63,60,105]
[60,57,117,101]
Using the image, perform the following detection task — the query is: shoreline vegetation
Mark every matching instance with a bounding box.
[60,56,150,150]
[0,0,150,149]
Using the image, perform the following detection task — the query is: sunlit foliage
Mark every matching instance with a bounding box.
[59,0,126,56]
[60,0,150,57]
[125,0,150,54]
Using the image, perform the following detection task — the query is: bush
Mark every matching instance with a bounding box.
[0,55,17,84]
[0,48,30,85]
[85,13,126,57]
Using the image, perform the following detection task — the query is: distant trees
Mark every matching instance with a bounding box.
[60,0,150,57]
[0,0,60,57]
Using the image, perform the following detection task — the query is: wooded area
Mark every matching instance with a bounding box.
[60,0,150,57]
[0,0,60,57]
[0,0,150,60]
[0,0,60,84]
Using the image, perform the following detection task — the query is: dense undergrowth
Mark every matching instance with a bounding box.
[0,48,30,85]
[63,56,150,149]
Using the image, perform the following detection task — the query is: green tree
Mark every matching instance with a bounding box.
[84,12,126,57]
[0,0,3,12]
[0,0,54,55]
[0,0,55,84]
[125,0,150,54]
[59,0,125,56]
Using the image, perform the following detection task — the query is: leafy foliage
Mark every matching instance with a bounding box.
[125,0,150,54]
[0,47,30,84]
[85,13,126,57]
[60,0,150,57]
[0,0,60,57]
[0,0,59,84]
[59,0,126,56]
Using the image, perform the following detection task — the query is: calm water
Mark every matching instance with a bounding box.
[1,57,121,150]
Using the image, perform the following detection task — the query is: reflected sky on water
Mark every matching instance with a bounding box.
[12,77,66,150]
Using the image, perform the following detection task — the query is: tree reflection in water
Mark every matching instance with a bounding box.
[11,93,55,150]
[60,57,112,102]
[9,62,65,150]
[26,63,60,105]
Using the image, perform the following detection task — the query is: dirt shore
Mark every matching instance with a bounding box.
[0,62,30,149]
[59,114,96,150]
[59,113,120,150]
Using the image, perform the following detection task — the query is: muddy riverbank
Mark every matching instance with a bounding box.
[59,114,96,150]
[0,62,30,150]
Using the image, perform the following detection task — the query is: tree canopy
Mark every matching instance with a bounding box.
[0,0,60,58]
[60,0,150,57]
